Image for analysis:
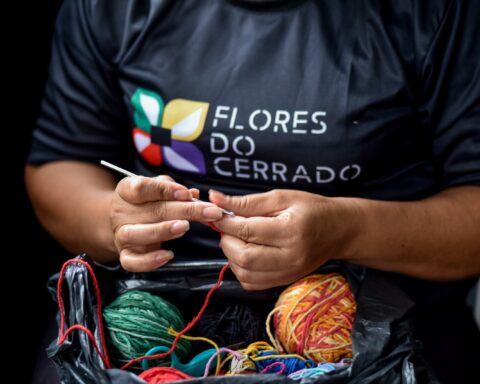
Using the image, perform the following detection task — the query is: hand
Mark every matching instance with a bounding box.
[111,175,224,272]
[211,189,356,290]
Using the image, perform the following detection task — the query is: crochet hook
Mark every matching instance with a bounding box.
[100,160,234,216]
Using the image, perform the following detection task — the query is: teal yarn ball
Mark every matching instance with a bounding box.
[103,290,191,369]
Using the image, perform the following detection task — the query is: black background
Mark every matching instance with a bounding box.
[6,2,479,383]
[8,1,63,381]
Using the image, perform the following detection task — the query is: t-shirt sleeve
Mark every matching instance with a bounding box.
[27,0,132,167]
[419,0,480,188]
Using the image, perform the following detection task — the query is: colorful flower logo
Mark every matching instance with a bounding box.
[131,88,208,174]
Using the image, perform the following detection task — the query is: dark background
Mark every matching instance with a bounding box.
[6,2,479,383]
[9,1,63,382]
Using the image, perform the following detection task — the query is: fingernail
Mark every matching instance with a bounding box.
[209,189,224,197]
[170,220,190,234]
[174,189,191,200]
[156,250,174,263]
[203,206,223,220]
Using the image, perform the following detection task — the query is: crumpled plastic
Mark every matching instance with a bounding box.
[46,255,438,383]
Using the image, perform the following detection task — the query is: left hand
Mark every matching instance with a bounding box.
[210,189,356,290]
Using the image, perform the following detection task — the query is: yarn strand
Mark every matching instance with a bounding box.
[121,262,230,370]
[56,259,112,368]
[55,259,230,373]
[168,330,221,376]
[57,324,111,368]
[268,273,355,363]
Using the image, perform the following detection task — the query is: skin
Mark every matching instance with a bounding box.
[211,188,480,290]
[25,161,480,290]
[25,161,224,271]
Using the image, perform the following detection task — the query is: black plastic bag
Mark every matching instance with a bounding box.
[46,255,438,383]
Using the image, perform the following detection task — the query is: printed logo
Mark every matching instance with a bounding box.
[131,88,208,174]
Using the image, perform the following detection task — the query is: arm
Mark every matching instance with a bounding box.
[212,187,480,290]
[25,161,118,262]
[342,186,480,280]
[25,161,224,269]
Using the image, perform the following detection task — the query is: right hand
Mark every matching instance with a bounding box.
[110,175,224,272]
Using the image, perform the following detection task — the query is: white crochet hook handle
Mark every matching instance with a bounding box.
[100,160,234,216]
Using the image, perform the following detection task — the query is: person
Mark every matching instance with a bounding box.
[26,0,480,382]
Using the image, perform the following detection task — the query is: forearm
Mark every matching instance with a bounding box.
[338,186,480,280]
[25,161,118,263]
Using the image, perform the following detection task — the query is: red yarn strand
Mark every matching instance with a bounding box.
[56,258,230,372]
[56,259,112,368]
[57,324,111,368]
[120,262,230,370]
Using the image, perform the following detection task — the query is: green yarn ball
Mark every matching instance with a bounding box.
[103,290,191,369]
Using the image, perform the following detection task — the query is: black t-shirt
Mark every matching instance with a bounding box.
[29,1,479,280]
[28,1,480,380]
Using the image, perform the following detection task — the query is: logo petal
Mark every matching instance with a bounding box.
[171,108,203,139]
[133,128,151,152]
[162,141,206,175]
[131,89,165,133]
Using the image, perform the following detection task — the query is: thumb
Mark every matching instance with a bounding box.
[209,189,280,217]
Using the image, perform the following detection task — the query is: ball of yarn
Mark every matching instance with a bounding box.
[139,367,193,383]
[193,300,266,348]
[254,350,314,376]
[103,290,191,368]
[271,273,356,363]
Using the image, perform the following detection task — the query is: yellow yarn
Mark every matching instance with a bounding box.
[221,341,309,375]
[168,328,221,375]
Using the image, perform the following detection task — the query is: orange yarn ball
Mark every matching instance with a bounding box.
[270,273,356,363]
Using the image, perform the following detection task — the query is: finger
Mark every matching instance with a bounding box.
[144,200,224,223]
[229,263,292,291]
[189,188,200,199]
[116,220,190,247]
[118,176,192,204]
[120,248,174,272]
[214,215,286,245]
[111,200,225,228]
[208,190,285,217]
[154,175,175,183]
[220,234,282,272]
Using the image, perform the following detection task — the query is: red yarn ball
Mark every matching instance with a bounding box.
[139,367,193,383]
